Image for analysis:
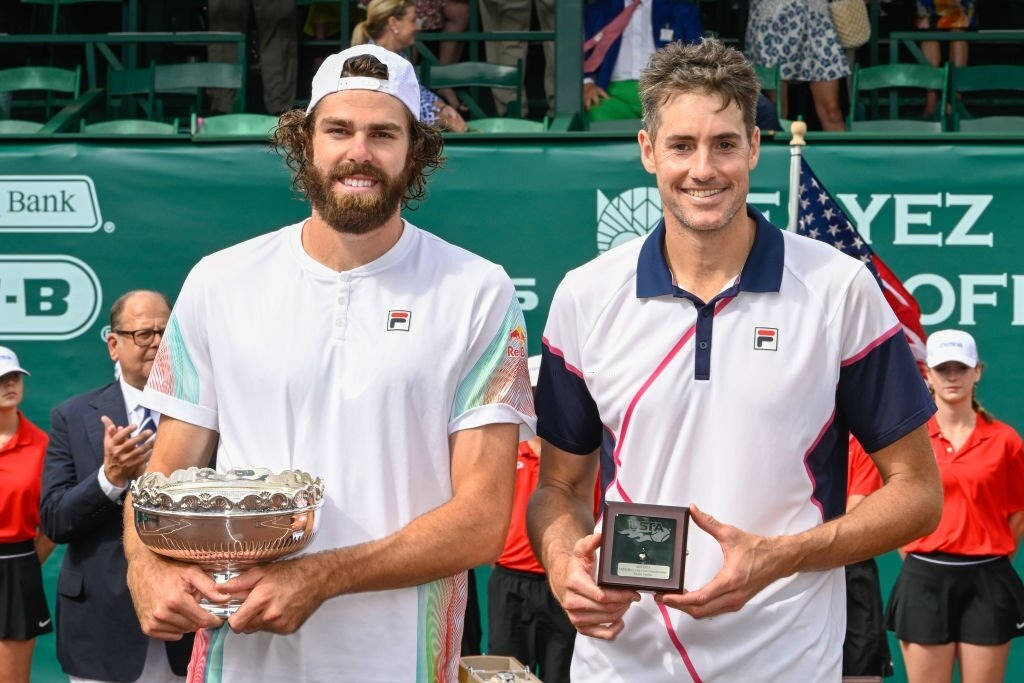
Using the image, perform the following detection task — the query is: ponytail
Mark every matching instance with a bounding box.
[972,390,994,423]
[350,0,415,45]
[351,20,371,45]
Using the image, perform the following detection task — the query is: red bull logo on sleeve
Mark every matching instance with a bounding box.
[507,325,526,358]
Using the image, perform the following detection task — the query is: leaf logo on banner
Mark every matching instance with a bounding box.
[596,187,662,253]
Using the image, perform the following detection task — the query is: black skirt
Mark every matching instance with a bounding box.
[0,539,53,640]
[886,552,1024,645]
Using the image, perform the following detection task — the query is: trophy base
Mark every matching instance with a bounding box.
[201,600,243,618]
[200,569,243,618]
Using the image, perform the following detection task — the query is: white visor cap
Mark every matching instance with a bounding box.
[306,44,421,121]
[0,345,29,376]
[925,329,979,368]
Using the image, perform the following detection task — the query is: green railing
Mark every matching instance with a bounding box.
[888,30,1024,66]
[0,32,247,92]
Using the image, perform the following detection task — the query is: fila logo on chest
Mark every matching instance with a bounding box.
[754,327,778,351]
[387,310,411,331]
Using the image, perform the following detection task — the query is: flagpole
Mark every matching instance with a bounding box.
[786,120,807,232]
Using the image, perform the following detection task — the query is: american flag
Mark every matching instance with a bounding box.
[794,158,927,362]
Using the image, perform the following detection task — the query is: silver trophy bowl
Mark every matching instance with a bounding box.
[131,467,325,618]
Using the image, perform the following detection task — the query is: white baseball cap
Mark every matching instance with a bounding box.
[925,329,978,368]
[0,346,29,377]
[306,44,421,120]
[528,354,542,388]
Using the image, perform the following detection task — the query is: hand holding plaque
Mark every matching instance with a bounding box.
[597,502,690,592]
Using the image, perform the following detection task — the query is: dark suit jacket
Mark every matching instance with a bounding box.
[585,0,703,89]
[39,382,193,681]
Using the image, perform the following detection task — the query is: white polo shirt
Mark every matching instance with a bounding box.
[535,206,933,682]
[142,219,535,683]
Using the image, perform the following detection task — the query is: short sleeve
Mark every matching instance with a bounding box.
[535,277,602,455]
[847,437,883,498]
[448,269,535,439]
[836,267,935,454]
[142,260,219,431]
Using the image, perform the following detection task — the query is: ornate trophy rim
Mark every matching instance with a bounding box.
[130,466,325,514]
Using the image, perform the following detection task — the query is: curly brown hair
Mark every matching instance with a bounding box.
[272,54,444,207]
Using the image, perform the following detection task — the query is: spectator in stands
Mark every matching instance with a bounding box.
[208,0,298,115]
[0,347,54,683]
[583,0,703,124]
[845,438,894,681]
[352,0,469,131]
[39,291,194,683]
[480,0,556,117]
[489,355,577,683]
[745,0,848,131]
[887,329,1024,683]
[916,0,975,117]
[417,0,471,112]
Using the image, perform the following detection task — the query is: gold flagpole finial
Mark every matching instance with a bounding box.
[789,120,807,147]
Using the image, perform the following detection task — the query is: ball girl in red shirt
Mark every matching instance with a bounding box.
[0,347,55,683]
[886,330,1024,683]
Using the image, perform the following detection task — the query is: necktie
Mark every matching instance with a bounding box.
[138,407,157,436]
[583,0,643,74]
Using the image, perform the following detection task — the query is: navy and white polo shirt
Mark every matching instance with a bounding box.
[536,206,933,682]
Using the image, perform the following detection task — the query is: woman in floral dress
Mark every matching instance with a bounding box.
[745,0,848,131]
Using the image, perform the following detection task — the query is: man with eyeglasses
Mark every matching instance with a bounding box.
[40,290,194,683]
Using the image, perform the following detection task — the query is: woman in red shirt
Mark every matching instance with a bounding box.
[844,439,893,680]
[886,330,1024,683]
[0,347,54,683]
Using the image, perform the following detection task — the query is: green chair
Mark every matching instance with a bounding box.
[154,62,245,117]
[0,65,81,121]
[191,113,279,137]
[80,118,179,134]
[753,64,791,132]
[958,116,1024,133]
[421,60,523,119]
[587,118,642,133]
[0,120,45,134]
[105,64,157,120]
[467,118,546,133]
[847,63,949,133]
[950,65,1024,132]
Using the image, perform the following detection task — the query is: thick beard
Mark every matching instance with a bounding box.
[303,160,411,235]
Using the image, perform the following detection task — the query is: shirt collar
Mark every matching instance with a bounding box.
[928,413,997,444]
[1,411,36,452]
[119,378,146,414]
[635,204,784,299]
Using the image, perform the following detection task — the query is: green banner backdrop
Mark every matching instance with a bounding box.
[3,139,1022,681]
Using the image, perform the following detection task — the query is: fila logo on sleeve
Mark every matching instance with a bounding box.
[388,310,411,331]
[754,327,778,351]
